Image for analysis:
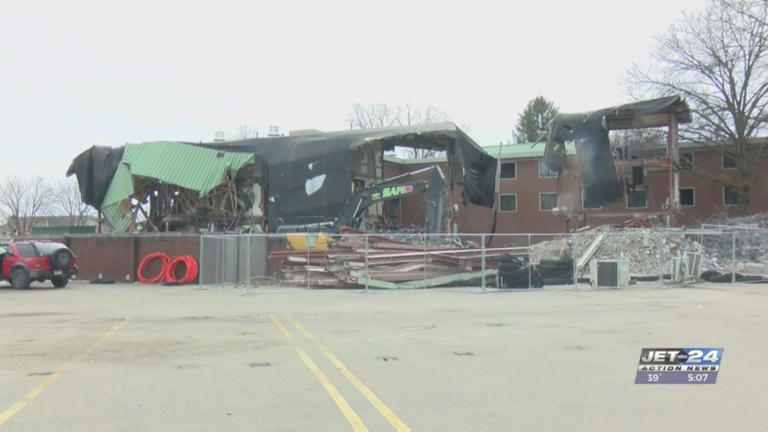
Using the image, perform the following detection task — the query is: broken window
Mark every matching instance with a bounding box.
[582,191,601,210]
[679,188,695,207]
[679,152,694,170]
[627,190,647,208]
[538,159,557,178]
[723,186,739,206]
[539,193,557,211]
[499,194,517,212]
[723,153,736,169]
[500,162,516,179]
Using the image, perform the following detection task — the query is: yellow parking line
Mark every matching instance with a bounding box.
[284,314,412,432]
[0,317,132,428]
[270,315,368,432]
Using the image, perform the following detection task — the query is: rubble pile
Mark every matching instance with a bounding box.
[706,212,768,228]
[530,224,768,277]
[529,227,712,276]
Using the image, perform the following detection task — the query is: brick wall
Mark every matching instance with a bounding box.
[385,148,768,234]
[22,234,200,282]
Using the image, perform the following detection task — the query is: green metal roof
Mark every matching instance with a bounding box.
[100,142,256,232]
[481,142,576,159]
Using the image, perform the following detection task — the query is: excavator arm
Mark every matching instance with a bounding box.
[331,165,446,233]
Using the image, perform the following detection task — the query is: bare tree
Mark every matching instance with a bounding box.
[0,176,51,234]
[629,0,768,209]
[50,178,94,226]
[348,102,451,158]
[609,128,667,159]
[349,103,403,129]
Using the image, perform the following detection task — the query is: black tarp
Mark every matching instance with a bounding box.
[544,96,691,208]
[195,123,496,231]
[66,145,125,208]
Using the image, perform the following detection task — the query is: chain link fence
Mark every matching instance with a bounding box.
[198,228,768,289]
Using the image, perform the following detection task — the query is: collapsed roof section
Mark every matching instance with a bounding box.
[68,142,255,231]
[195,122,497,232]
[544,96,691,208]
[67,122,496,233]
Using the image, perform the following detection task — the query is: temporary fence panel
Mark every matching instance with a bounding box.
[196,230,768,288]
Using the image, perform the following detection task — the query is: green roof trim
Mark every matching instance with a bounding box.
[100,142,255,232]
[481,142,576,159]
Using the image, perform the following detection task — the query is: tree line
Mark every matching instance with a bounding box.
[0,177,93,234]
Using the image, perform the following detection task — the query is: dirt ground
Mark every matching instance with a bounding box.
[1,281,766,432]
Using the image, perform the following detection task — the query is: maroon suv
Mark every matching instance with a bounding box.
[0,241,78,289]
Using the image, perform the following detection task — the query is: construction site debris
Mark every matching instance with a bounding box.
[267,233,516,288]
[705,211,768,228]
[532,224,768,279]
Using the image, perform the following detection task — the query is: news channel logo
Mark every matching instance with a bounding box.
[634,348,723,384]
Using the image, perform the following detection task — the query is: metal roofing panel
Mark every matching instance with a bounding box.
[122,142,255,196]
[99,142,255,232]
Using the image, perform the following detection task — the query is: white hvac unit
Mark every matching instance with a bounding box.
[590,259,630,288]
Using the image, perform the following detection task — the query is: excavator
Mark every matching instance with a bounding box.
[276,165,447,249]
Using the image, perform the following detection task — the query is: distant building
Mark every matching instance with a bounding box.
[0,215,103,236]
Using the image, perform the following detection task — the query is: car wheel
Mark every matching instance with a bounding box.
[50,249,73,270]
[51,276,69,288]
[11,268,30,290]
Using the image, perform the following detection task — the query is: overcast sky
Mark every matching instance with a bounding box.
[1,0,705,180]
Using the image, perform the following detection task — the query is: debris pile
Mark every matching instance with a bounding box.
[530,224,768,278]
[497,256,573,288]
[705,211,768,228]
[267,232,524,288]
[528,227,715,276]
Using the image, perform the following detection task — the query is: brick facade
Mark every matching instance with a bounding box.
[384,147,768,234]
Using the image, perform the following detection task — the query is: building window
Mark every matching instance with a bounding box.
[538,159,557,178]
[723,153,736,169]
[679,188,695,207]
[581,191,602,209]
[499,194,517,212]
[539,193,557,211]
[632,166,644,185]
[723,186,739,206]
[387,198,400,224]
[627,190,647,208]
[500,162,516,179]
[679,152,694,170]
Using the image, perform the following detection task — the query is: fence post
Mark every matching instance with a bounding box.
[247,234,251,288]
[527,234,532,289]
[423,233,427,289]
[198,234,204,287]
[731,231,736,283]
[215,238,220,286]
[364,234,369,293]
[307,236,311,290]
[481,233,486,291]
[572,233,577,290]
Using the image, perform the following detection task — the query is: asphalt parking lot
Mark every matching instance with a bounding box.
[1,281,767,431]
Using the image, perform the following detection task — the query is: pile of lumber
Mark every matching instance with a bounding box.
[267,233,529,288]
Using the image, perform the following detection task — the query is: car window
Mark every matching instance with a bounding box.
[34,242,68,255]
[15,243,37,257]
